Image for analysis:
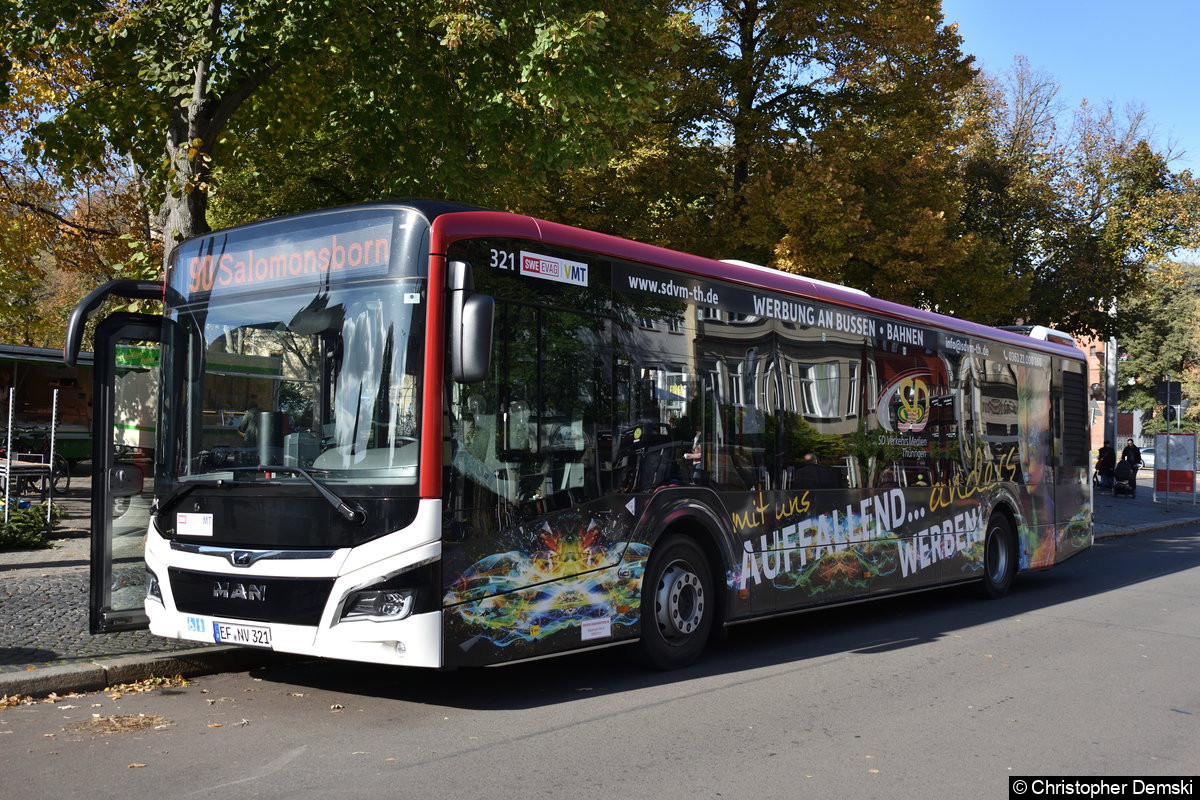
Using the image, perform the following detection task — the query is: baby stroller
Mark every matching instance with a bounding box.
[1112,460,1136,498]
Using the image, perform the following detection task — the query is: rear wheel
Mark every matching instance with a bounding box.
[980,513,1017,599]
[49,453,70,494]
[638,534,714,670]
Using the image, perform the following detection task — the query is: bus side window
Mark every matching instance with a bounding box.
[776,318,865,490]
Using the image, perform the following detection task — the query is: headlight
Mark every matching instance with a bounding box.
[337,560,438,624]
[147,568,163,603]
[342,589,416,621]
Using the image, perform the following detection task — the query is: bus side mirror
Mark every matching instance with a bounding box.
[109,462,144,498]
[449,261,494,384]
[63,278,163,366]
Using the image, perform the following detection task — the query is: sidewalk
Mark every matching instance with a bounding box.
[3,480,1200,698]
[0,474,285,697]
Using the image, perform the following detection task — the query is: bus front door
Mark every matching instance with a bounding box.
[88,313,162,633]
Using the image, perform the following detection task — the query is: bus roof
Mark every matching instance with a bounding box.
[424,205,1087,363]
[174,200,1085,363]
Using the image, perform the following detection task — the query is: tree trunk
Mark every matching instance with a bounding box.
[158,105,213,273]
[158,3,219,273]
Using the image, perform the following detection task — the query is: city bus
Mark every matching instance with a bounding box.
[65,200,1092,670]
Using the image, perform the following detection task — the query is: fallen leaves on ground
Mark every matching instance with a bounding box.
[1,692,85,709]
[65,714,172,735]
[106,675,190,700]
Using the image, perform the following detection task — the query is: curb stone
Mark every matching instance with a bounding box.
[0,646,295,699]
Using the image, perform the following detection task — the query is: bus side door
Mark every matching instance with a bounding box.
[87,313,162,633]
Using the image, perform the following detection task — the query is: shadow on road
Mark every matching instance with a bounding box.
[248,527,1200,710]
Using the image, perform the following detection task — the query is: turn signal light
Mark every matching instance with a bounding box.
[147,569,163,604]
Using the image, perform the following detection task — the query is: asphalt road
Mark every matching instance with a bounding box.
[2,526,1198,799]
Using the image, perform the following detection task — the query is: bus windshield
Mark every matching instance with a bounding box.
[161,277,425,488]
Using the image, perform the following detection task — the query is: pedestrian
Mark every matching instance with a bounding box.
[1121,438,1143,496]
[1096,440,1116,493]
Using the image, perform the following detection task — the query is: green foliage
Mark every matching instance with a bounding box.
[1140,414,1200,437]
[843,419,906,488]
[3,0,1198,350]
[762,411,845,466]
[1111,263,1200,441]
[956,58,1200,339]
[759,1,980,309]
[1023,114,1200,339]
[1117,273,1200,411]
[211,1,685,227]
[7,0,686,264]
[0,504,61,550]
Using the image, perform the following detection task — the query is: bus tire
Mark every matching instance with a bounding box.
[980,513,1017,599]
[638,534,713,670]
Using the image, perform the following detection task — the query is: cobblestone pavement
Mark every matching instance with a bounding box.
[0,468,209,675]
[0,569,199,671]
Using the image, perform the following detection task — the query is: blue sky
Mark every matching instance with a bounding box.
[941,0,1198,174]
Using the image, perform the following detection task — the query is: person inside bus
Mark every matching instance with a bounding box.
[683,425,703,481]
[238,401,261,446]
[795,452,838,490]
[877,468,900,488]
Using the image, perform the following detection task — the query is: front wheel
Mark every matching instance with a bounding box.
[980,513,1017,599]
[638,534,714,670]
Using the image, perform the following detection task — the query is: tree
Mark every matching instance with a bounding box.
[0,26,157,345]
[756,1,979,313]
[501,10,727,255]
[506,0,980,285]
[1024,105,1200,338]
[956,57,1200,338]
[5,1,685,270]
[952,61,1060,324]
[1115,264,1200,432]
[210,3,685,227]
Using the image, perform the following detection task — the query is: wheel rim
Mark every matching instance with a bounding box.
[986,526,1009,584]
[654,559,705,643]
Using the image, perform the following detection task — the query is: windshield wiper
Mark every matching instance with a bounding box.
[234,465,366,524]
[152,476,231,517]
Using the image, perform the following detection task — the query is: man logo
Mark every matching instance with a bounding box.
[213,581,266,601]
